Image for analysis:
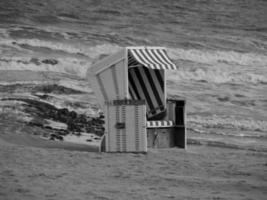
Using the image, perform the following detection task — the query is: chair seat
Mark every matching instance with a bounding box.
[147,120,174,128]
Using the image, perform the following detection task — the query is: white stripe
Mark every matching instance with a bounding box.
[142,50,162,70]
[153,49,173,70]
[147,121,174,127]
[130,50,151,68]
[129,49,177,70]
[158,49,177,70]
[134,50,157,69]
[150,49,169,69]
[144,49,170,70]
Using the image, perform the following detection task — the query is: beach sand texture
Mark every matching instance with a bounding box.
[0,136,266,200]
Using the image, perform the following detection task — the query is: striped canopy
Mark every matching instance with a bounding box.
[128,48,177,70]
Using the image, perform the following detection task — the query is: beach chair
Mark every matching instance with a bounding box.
[87,47,186,152]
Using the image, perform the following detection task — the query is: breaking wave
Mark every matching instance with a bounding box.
[3,37,266,64]
[188,115,267,133]
[167,67,267,84]
[0,38,121,59]
[1,38,266,84]
[0,57,89,77]
[167,48,267,66]
[166,48,267,84]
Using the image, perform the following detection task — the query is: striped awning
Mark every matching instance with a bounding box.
[147,120,174,128]
[128,48,177,70]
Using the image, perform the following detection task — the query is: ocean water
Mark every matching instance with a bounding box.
[0,0,267,148]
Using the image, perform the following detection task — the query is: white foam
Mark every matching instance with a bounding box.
[1,39,266,83]
[166,47,267,84]
[0,28,9,38]
[167,67,267,84]
[167,48,267,66]
[1,37,266,66]
[0,81,50,85]
[188,115,267,132]
[0,38,121,58]
[58,80,92,93]
[0,57,90,77]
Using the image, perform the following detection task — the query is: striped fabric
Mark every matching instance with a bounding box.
[128,48,177,70]
[128,67,165,119]
[147,121,174,128]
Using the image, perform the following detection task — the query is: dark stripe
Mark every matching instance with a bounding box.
[134,67,155,114]
[128,49,177,70]
[154,70,164,91]
[128,52,140,67]
[146,49,167,69]
[139,49,157,69]
[157,49,176,69]
[128,69,141,100]
[143,67,164,108]
[162,49,176,66]
[132,49,150,67]
[129,86,134,99]
[151,49,170,69]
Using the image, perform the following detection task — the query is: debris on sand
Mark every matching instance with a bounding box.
[1,97,105,145]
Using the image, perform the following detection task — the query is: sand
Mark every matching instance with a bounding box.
[0,134,266,200]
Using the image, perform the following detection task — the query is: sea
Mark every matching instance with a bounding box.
[0,0,266,150]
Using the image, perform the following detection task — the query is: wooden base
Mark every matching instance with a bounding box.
[147,126,186,149]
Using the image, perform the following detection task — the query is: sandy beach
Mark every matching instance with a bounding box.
[0,133,266,200]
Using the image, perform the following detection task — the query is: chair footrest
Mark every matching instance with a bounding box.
[147,121,174,128]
